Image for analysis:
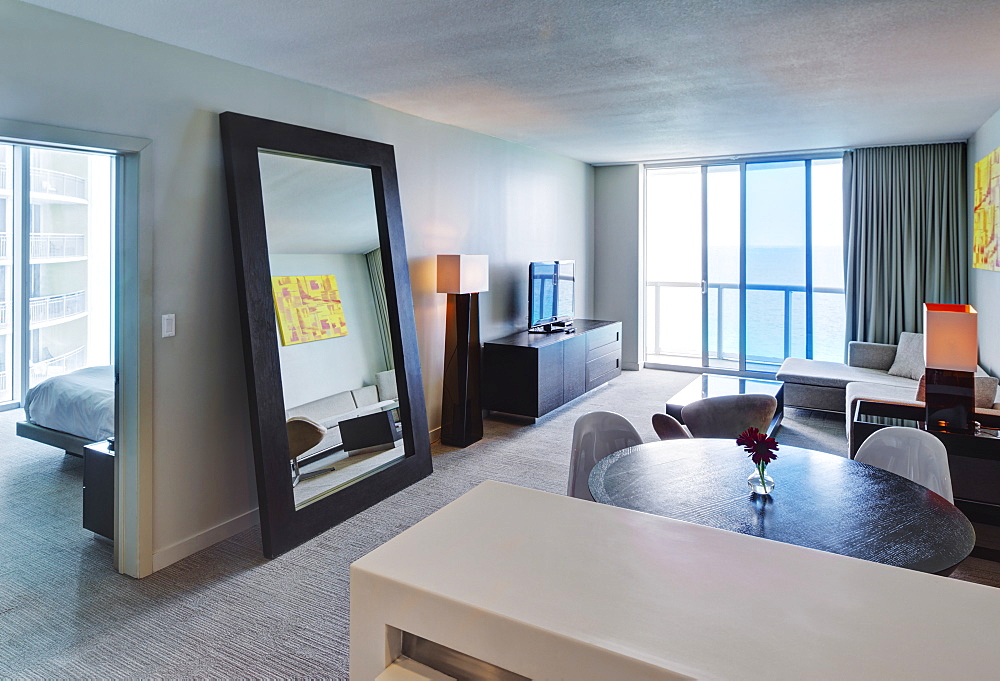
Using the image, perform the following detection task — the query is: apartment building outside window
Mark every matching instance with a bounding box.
[0,144,113,406]
[645,156,845,374]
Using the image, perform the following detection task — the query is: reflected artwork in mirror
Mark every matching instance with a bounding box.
[220,113,431,558]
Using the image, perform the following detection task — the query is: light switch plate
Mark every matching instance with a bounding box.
[161,313,175,338]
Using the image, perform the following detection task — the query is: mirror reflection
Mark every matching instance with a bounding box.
[258,150,403,509]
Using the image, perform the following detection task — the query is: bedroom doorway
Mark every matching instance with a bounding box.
[0,120,151,577]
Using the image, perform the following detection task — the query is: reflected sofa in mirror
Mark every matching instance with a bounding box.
[220,112,431,558]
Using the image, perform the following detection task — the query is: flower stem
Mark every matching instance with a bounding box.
[758,462,768,492]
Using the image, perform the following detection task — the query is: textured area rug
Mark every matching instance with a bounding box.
[0,369,994,679]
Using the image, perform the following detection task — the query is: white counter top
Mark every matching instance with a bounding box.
[351,480,1000,680]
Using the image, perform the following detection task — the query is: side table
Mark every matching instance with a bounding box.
[340,410,402,454]
[852,399,1000,526]
[83,439,115,540]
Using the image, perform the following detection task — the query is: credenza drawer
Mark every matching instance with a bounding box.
[587,364,622,392]
[586,349,621,382]
[586,323,621,356]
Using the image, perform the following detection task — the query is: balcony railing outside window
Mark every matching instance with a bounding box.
[30,167,87,200]
[30,290,87,325]
[30,233,86,259]
[30,345,86,384]
[647,281,846,368]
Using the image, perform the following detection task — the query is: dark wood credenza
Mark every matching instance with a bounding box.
[482,319,622,419]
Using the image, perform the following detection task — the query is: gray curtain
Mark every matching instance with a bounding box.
[366,248,395,371]
[844,142,968,345]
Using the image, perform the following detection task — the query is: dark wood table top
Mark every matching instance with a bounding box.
[589,438,975,574]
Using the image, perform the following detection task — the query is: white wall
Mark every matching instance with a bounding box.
[969,106,1000,375]
[269,254,386,408]
[0,0,593,569]
[594,165,642,369]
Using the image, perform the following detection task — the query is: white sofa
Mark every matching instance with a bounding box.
[285,370,398,459]
[775,333,1000,451]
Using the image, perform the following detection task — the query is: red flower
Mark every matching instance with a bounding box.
[736,427,779,466]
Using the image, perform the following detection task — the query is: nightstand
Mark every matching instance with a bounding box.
[83,439,114,540]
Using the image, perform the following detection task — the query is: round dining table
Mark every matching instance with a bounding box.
[588,438,975,574]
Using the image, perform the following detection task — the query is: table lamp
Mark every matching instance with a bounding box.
[924,303,978,434]
[438,254,488,447]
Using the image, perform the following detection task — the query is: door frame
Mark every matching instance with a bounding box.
[0,118,152,577]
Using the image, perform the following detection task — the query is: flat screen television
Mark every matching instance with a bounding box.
[529,260,575,331]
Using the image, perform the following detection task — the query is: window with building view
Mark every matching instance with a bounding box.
[0,144,113,406]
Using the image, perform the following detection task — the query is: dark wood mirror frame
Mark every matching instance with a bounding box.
[220,112,431,558]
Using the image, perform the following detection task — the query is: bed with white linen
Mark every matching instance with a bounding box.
[16,365,115,456]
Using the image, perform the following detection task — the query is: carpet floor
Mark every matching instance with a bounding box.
[0,368,996,678]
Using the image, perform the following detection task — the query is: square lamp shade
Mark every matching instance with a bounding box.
[437,254,489,294]
[924,303,978,372]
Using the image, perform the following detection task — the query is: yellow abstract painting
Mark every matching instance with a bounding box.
[272,275,348,346]
[974,146,1000,271]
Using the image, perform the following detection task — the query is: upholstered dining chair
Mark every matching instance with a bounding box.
[854,426,954,502]
[680,394,777,439]
[652,413,691,440]
[568,411,642,502]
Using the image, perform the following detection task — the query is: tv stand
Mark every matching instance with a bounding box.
[483,319,621,419]
[528,319,575,334]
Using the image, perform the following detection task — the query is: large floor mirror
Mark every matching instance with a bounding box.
[220,112,431,558]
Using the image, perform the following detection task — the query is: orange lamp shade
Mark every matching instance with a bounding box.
[437,254,489,294]
[924,303,978,372]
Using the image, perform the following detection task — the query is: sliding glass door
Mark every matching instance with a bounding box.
[0,144,114,409]
[645,156,844,375]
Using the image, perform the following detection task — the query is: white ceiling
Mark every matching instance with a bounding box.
[21,0,1000,163]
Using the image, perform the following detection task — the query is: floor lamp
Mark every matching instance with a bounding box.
[437,254,489,447]
[924,303,978,434]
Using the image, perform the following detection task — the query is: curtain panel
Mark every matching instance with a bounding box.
[843,142,968,345]
[366,248,395,371]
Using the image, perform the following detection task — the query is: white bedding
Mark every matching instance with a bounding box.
[24,365,115,442]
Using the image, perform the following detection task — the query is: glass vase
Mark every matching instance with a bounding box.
[747,468,774,495]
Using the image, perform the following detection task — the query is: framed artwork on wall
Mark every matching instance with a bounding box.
[272,274,348,345]
[974,145,1000,271]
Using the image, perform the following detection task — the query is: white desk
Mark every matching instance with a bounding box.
[351,480,1000,680]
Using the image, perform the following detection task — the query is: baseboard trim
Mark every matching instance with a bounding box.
[429,426,441,444]
[622,362,640,371]
[152,508,259,572]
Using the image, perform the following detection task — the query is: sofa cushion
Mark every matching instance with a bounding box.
[915,375,1000,409]
[352,385,379,408]
[887,332,924,380]
[376,370,398,401]
[777,357,919,390]
[286,390,357,425]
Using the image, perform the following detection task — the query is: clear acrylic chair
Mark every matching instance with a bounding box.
[568,411,642,501]
[854,426,954,502]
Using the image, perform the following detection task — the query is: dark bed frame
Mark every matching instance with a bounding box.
[16,420,91,457]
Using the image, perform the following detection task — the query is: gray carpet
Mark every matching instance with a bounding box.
[0,369,991,678]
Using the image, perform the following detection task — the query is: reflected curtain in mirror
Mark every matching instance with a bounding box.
[366,248,394,371]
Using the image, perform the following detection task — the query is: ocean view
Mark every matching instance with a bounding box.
[647,246,847,367]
